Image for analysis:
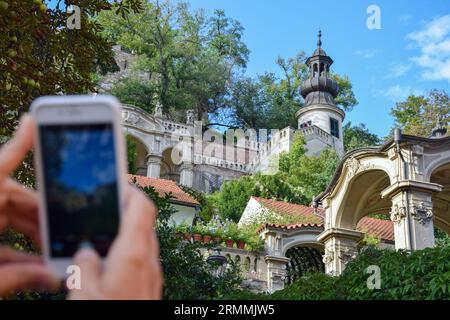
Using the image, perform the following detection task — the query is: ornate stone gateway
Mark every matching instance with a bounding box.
[315,132,450,275]
[285,246,325,285]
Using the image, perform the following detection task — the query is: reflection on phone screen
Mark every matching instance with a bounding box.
[39,124,119,257]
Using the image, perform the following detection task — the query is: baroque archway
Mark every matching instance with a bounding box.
[316,134,450,275]
[285,246,325,285]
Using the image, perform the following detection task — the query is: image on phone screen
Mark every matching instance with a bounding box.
[39,123,120,258]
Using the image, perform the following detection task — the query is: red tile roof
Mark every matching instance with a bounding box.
[128,174,199,206]
[252,197,394,241]
[357,217,394,242]
[257,223,324,234]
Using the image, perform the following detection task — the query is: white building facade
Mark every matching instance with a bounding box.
[101,33,346,193]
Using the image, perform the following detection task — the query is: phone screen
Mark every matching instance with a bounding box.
[39,123,120,258]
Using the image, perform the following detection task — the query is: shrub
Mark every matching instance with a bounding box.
[138,183,242,300]
[222,246,450,300]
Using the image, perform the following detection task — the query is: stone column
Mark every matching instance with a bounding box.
[384,183,440,250]
[317,227,364,276]
[179,162,194,187]
[146,154,162,178]
[264,256,289,293]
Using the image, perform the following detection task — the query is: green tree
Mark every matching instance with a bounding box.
[212,176,257,222]
[390,89,449,137]
[126,135,137,174]
[112,77,157,113]
[97,1,248,121]
[0,0,145,142]
[214,133,340,222]
[343,122,381,152]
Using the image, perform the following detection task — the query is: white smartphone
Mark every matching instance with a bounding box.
[31,95,127,277]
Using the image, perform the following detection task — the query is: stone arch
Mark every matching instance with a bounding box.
[335,169,391,229]
[281,231,323,256]
[160,147,181,182]
[126,134,150,176]
[285,246,325,285]
[430,162,450,234]
[424,149,450,181]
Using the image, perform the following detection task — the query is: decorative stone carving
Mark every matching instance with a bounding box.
[339,248,357,265]
[346,157,374,179]
[390,202,406,224]
[154,101,163,118]
[322,249,334,266]
[186,109,195,125]
[124,111,140,125]
[412,202,433,225]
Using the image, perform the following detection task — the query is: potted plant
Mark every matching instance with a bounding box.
[236,233,246,250]
[192,224,203,242]
[224,223,239,248]
[247,236,265,252]
[211,228,222,244]
[202,226,212,244]
[177,223,191,241]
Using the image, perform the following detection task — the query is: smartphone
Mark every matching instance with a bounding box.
[31,95,126,277]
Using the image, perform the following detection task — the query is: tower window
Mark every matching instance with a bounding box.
[330,118,339,138]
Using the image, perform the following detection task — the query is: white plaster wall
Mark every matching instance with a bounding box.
[298,108,343,139]
[170,204,197,226]
[238,198,268,227]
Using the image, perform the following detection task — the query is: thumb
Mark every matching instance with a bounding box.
[69,248,102,300]
[0,263,60,297]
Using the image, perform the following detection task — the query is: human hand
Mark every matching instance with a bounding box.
[69,185,163,300]
[0,115,59,297]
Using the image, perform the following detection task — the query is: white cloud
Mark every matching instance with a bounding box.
[387,63,412,78]
[381,85,423,102]
[407,15,450,82]
[353,49,377,59]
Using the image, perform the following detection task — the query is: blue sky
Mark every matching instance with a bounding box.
[182,0,450,138]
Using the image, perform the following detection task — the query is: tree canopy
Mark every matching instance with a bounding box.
[343,122,381,152]
[390,89,449,137]
[212,133,340,222]
[97,2,249,121]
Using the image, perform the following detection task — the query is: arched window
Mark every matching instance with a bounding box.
[253,258,258,272]
[320,63,325,75]
[285,246,325,285]
[313,63,318,77]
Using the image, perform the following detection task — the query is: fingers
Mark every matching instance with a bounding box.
[69,248,102,300]
[0,263,60,297]
[0,246,41,264]
[1,179,41,245]
[119,185,157,246]
[0,114,35,182]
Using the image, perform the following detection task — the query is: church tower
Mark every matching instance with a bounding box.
[296,31,345,156]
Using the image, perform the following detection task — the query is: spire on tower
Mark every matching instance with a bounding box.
[300,31,338,106]
[317,30,322,48]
